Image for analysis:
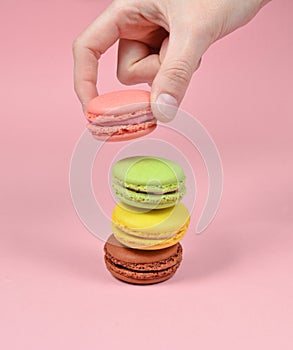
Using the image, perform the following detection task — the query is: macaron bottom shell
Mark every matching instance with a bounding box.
[112,220,189,250]
[104,262,179,285]
[88,122,156,142]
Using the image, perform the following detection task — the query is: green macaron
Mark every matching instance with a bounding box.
[111,156,186,209]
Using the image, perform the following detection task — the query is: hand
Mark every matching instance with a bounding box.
[73,0,271,122]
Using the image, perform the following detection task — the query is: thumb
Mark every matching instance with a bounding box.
[151,22,208,122]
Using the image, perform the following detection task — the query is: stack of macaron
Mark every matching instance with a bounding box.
[104,156,190,284]
[86,90,157,142]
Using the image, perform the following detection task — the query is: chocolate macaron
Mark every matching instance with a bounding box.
[104,235,183,285]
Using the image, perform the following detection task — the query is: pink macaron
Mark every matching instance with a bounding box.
[86,90,157,142]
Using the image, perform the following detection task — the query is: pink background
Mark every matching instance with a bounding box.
[1,0,293,349]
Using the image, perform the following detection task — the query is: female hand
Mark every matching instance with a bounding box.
[73,0,271,121]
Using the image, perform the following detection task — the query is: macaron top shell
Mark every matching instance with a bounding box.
[87,90,150,116]
[112,156,185,193]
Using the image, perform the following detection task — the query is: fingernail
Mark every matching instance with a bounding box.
[156,93,178,122]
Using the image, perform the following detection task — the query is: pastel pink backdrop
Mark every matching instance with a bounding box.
[1,1,292,349]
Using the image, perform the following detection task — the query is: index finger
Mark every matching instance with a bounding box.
[73,5,120,110]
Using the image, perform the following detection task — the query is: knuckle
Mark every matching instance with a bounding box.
[111,0,123,7]
[72,36,83,54]
[111,0,133,19]
[163,60,193,85]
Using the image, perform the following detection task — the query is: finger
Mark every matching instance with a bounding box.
[117,39,161,85]
[72,4,120,111]
[73,47,99,112]
[151,19,210,122]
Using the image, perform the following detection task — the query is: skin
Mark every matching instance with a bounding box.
[73,0,272,121]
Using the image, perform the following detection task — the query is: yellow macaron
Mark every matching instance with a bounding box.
[111,202,190,250]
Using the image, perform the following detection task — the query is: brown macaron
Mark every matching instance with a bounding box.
[104,235,183,285]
